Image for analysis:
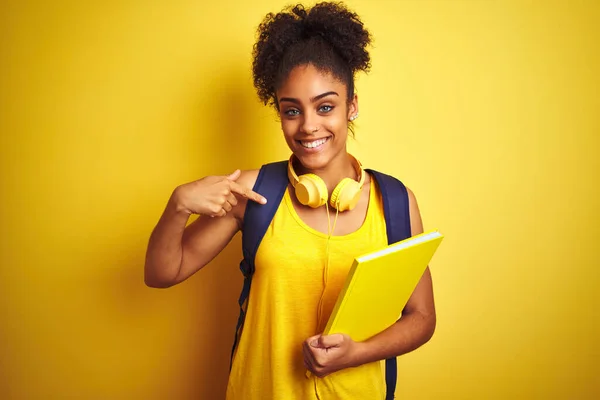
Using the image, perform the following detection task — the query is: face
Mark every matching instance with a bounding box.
[276,64,358,171]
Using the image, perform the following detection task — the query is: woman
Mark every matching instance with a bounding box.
[145,2,436,399]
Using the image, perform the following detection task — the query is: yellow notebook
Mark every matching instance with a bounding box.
[323,230,444,341]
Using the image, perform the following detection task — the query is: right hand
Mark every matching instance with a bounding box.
[173,169,267,217]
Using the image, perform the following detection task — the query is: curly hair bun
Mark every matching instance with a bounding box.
[252,2,372,107]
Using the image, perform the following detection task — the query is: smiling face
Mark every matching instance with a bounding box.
[276,64,358,172]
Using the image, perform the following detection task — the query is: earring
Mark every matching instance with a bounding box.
[349,113,359,121]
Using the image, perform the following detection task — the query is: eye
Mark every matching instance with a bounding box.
[284,109,300,117]
[319,105,334,113]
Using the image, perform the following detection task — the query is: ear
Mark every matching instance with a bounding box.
[347,93,359,120]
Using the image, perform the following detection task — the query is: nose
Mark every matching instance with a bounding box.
[300,112,320,135]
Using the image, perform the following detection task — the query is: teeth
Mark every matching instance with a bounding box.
[300,137,328,148]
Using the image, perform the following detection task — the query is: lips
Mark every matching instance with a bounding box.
[298,136,331,149]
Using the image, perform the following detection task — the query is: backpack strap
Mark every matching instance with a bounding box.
[367,169,412,400]
[230,160,289,369]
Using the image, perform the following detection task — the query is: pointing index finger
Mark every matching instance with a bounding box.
[230,181,267,204]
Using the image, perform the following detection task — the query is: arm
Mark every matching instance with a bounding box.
[354,187,436,362]
[144,169,263,288]
[303,187,436,376]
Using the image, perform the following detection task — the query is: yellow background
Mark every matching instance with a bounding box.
[1,0,598,398]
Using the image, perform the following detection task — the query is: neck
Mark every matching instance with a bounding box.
[296,152,358,196]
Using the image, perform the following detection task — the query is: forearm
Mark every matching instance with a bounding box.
[144,193,190,287]
[356,309,436,365]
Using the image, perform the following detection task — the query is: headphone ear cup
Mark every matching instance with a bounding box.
[296,173,328,208]
[330,178,362,212]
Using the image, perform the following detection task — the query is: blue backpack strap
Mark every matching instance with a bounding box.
[230,160,288,369]
[367,169,411,400]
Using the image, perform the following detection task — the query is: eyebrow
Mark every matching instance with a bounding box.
[279,91,339,105]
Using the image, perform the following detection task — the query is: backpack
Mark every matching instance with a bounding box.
[230,160,411,400]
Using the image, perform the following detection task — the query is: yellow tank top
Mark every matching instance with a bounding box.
[226,177,389,400]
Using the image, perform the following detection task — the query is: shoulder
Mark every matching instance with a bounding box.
[366,169,409,199]
[405,186,418,207]
[366,169,412,196]
[236,168,261,190]
[231,169,261,224]
[367,170,423,235]
[405,186,423,235]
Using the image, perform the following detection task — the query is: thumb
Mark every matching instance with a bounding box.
[227,169,241,181]
[313,334,343,349]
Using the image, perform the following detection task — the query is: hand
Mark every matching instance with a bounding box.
[302,333,363,378]
[173,170,267,217]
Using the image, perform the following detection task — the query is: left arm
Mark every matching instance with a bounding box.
[355,187,436,362]
[303,188,436,377]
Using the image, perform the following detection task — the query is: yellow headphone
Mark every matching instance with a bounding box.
[287,154,365,212]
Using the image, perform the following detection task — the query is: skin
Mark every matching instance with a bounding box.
[144,63,436,379]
